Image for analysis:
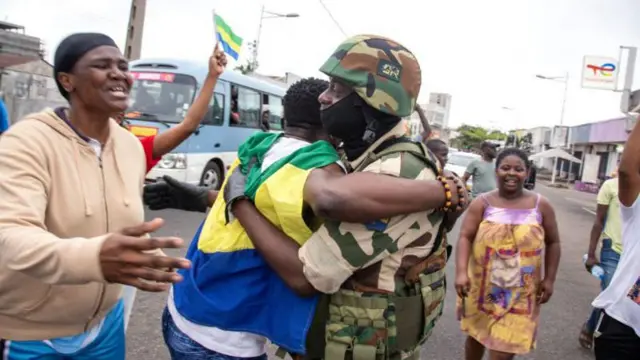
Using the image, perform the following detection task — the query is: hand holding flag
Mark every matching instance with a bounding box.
[209,43,228,77]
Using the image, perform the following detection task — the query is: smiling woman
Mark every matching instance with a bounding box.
[455,147,561,360]
[0,33,191,360]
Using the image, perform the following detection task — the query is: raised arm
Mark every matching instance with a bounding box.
[618,116,640,207]
[151,45,227,158]
[414,103,431,139]
[303,164,465,223]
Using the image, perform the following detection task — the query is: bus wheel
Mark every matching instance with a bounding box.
[200,161,223,190]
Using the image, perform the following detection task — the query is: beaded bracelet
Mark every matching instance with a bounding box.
[437,175,466,212]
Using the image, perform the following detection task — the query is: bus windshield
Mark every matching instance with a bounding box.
[126,72,197,123]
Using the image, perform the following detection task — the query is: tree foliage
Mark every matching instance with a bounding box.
[451,124,507,150]
[234,60,258,75]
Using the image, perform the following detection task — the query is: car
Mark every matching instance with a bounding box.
[445,151,480,189]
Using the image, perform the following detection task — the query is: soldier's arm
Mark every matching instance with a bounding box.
[232,197,439,296]
[303,165,448,223]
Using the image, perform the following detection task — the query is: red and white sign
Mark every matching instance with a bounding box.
[130,72,176,83]
[581,55,619,91]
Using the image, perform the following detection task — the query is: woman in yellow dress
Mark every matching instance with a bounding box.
[455,148,562,360]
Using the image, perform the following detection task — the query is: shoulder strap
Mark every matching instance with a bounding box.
[430,218,447,257]
[355,137,440,175]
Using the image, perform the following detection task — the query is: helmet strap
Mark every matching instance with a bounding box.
[353,95,377,144]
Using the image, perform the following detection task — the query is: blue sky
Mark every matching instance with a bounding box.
[4,0,640,131]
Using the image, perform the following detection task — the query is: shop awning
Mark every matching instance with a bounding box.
[529,147,582,163]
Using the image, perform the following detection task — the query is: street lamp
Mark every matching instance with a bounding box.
[536,72,569,184]
[251,6,299,70]
[535,72,569,126]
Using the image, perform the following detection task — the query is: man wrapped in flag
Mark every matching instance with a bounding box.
[159,78,341,359]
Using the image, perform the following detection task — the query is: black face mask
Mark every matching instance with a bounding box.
[320,93,398,161]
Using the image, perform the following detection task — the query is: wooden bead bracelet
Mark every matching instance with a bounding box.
[437,175,466,212]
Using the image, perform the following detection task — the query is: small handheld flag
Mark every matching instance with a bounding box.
[213,12,243,61]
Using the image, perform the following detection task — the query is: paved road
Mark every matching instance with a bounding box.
[128,185,600,359]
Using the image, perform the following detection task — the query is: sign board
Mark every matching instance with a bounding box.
[130,72,176,82]
[581,56,619,90]
[550,125,569,148]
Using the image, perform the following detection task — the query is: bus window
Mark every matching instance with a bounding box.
[203,93,224,126]
[268,96,283,131]
[127,72,197,123]
[231,86,260,128]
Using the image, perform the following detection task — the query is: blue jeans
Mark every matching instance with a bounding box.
[161,307,267,360]
[585,239,621,333]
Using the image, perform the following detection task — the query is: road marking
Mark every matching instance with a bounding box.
[582,207,596,215]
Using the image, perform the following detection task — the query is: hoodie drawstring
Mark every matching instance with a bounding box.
[71,140,93,216]
[112,143,131,208]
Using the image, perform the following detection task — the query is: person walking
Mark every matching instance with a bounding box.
[579,175,623,349]
[455,148,561,360]
[463,141,498,198]
[591,119,640,358]
[0,32,190,360]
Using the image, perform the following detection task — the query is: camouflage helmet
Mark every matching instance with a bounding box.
[319,34,421,118]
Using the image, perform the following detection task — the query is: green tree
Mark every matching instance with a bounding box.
[234,60,258,75]
[451,125,506,150]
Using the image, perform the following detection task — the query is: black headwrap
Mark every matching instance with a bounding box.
[53,33,119,100]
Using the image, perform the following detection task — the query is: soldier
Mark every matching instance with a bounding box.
[228,35,467,359]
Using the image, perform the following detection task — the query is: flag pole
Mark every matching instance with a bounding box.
[212,9,217,44]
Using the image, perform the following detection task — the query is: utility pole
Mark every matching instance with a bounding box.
[124,0,147,60]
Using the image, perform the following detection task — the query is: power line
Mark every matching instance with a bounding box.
[317,0,348,37]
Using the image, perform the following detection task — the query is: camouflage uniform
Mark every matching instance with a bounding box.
[297,35,447,360]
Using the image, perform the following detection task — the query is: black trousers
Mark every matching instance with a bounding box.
[594,310,640,360]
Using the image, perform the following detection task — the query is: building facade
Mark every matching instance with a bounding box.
[406,92,452,141]
[1,59,67,123]
[521,117,628,192]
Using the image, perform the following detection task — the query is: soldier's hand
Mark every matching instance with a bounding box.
[223,162,255,223]
[99,218,191,292]
[143,176,210,213]
[440,171,469,212]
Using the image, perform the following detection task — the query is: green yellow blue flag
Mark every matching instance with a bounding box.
[213,12,243,60]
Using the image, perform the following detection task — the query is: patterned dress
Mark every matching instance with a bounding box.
[459,194,545,354]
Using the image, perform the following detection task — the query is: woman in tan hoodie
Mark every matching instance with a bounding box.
[0,33,190,360]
